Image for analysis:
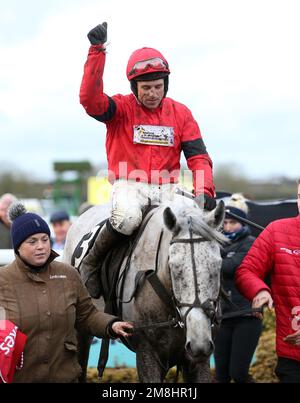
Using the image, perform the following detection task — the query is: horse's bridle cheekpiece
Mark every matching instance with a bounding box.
[170,221,221,332]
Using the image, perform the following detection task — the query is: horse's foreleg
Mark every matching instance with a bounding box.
[181,354,212,383]
[77,331,93,383]
[136,347,168,383]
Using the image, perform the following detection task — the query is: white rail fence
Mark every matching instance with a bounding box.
[0,249,62,266]
[0,249,15,266]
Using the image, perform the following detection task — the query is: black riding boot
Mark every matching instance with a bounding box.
[80,220,127,298]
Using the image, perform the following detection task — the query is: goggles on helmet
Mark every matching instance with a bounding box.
[128,57,169,79]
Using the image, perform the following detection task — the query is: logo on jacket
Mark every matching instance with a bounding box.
[0,326,17,356]
[280,247,300,256]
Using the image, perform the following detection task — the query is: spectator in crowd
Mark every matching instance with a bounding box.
[214,193,262,383]
[0,193,17,249]
[78,202,94,216]
[236,179,300,383]
[0,202,133,383]
[50,210,72,252]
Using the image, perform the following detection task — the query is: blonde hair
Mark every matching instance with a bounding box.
[226,193,248,215]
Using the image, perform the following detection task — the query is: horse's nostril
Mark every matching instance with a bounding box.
[185,341,213,358]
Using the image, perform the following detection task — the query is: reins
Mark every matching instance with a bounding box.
[218,287,266,320]
[126,194,267,330]
[174,188,267,320]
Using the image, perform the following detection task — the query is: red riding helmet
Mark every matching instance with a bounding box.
[126,47,170,81]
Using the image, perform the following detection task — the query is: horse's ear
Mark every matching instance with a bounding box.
[163,207,177,232]
[205,200,225,229]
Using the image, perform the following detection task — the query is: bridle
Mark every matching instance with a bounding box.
[133,218,221,334]
[169,222,221,333]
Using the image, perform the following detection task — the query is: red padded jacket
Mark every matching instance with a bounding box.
[79,45,215,197]
[236,215,300,361]
[0,321,27,383]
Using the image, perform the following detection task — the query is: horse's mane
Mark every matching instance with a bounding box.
[168,197,228,245]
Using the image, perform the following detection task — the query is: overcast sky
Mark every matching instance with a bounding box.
[0,0,299,181]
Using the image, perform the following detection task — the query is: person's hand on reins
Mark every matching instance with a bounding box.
[111,321,134,337]
[252,290,273,320]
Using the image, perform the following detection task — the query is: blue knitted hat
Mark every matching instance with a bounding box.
[9,203,51,251]
[225,205,247,220]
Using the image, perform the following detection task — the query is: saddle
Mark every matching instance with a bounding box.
[71,205,158,316]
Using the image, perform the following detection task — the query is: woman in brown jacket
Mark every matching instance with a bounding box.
[0,203,133,383]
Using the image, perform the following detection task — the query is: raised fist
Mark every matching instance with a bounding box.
[87,22,107,45]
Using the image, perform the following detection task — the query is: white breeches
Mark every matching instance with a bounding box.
[109,180,176,235]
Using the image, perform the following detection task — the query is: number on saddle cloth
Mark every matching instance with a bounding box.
[71,222,104,269]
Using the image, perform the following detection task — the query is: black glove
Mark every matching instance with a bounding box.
[195,194,216,211]
[87,22,107,45]
[204,194,216,211]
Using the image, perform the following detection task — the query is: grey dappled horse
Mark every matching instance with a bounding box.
[63,196,227,382]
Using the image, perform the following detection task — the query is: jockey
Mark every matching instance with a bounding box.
[79,22,216,298]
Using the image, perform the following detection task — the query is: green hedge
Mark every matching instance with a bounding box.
[249,309,278,383]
